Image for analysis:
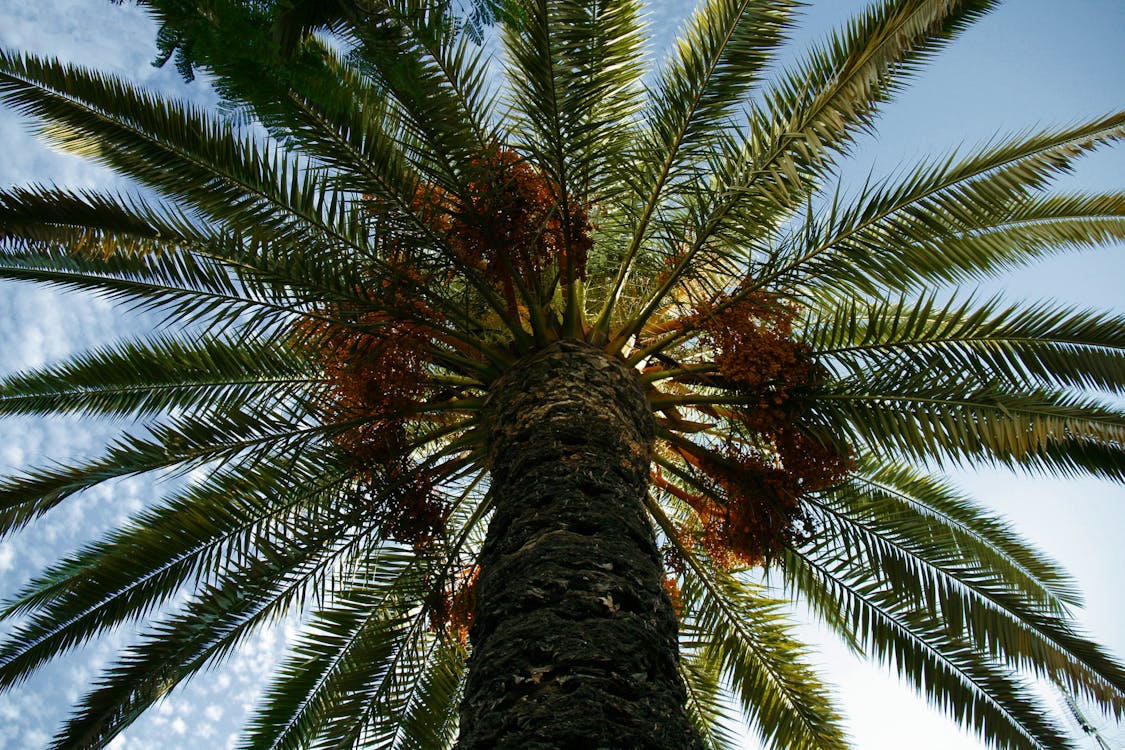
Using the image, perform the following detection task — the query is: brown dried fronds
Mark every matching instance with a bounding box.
[341,423,450,546]
[696,445,816,568]
[318,316,433,417]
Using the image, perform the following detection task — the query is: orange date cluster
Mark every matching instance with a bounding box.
[297,295,446,546]
[412,148,592,299]
[665,294,850,567]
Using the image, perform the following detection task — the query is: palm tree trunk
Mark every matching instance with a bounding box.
[457,339,702,750]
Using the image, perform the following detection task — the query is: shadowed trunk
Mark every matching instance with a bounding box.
[456,339,703,750]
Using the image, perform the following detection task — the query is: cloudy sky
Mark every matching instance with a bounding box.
[0,1,1122,748]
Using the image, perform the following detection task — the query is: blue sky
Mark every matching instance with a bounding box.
[0,1,1122,748]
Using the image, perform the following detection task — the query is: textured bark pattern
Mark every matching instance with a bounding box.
[457,340,703,750]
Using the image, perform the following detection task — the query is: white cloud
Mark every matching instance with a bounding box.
[0,700,19,722]
[22,729,50,748]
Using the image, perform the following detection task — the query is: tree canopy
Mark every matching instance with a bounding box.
[1,0,1124,748]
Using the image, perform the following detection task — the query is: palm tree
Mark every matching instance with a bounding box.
[1,0,1124,748]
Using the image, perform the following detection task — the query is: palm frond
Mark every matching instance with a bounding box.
[592,0,796,333]
[0,454,355,694]
[0,404,343,539]
[772,115,1125,293]
[679,646,742,750]
[610,0,1002,348]
[0,1,1122,747]
[503,0,646,200]
[817,381,1125,478]
[237,549,434,750]
[714,0,999,232]
[0,184,205,247]
[809,475,1125,715]
[784,548,1075,750]
[0,333,315,419]
[650,499,848,750]
[45,513,395,750]
[809,294,1125,397]
[394,639,465,750]
[347,0,499,192]
[845,459,1081,610]
[0,51,357,250]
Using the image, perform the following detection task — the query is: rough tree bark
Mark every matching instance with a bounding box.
[456,339,703,750]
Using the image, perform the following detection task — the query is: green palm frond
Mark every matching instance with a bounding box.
[0,403,350,537]
[608,0,1003,348]
[650,500,848,750]
[773,115,1125,294]
[1,450,349,626]
[239,555,449,750]
[0,333,315,418]
[359,0,500,149]
[394,639,465,750]
[318,608,449,750]
[809,478,1125,713]
[846,459,1081,609]
[818,381,1125,476]
[591,0,796,320]
[784,547,1075,750]
[247,603,410,750]
[0,457,359,690]
[697,0,999,237]
[494,0,648,330]
[504,0,645,199]
[0,184,201,248]
[238,465,485,750]
[140,0,496,199]
[679,648,741,750]
[289,508,481,750]
[32,452,479,750]
[809,295,1125,397]
[0,243,296,336]
[644,0,795,168]
[47,527,383,750]
[0,52,359,249]
[0,184,459,337]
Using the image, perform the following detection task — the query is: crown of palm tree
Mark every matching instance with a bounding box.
[1,0,1124,748]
